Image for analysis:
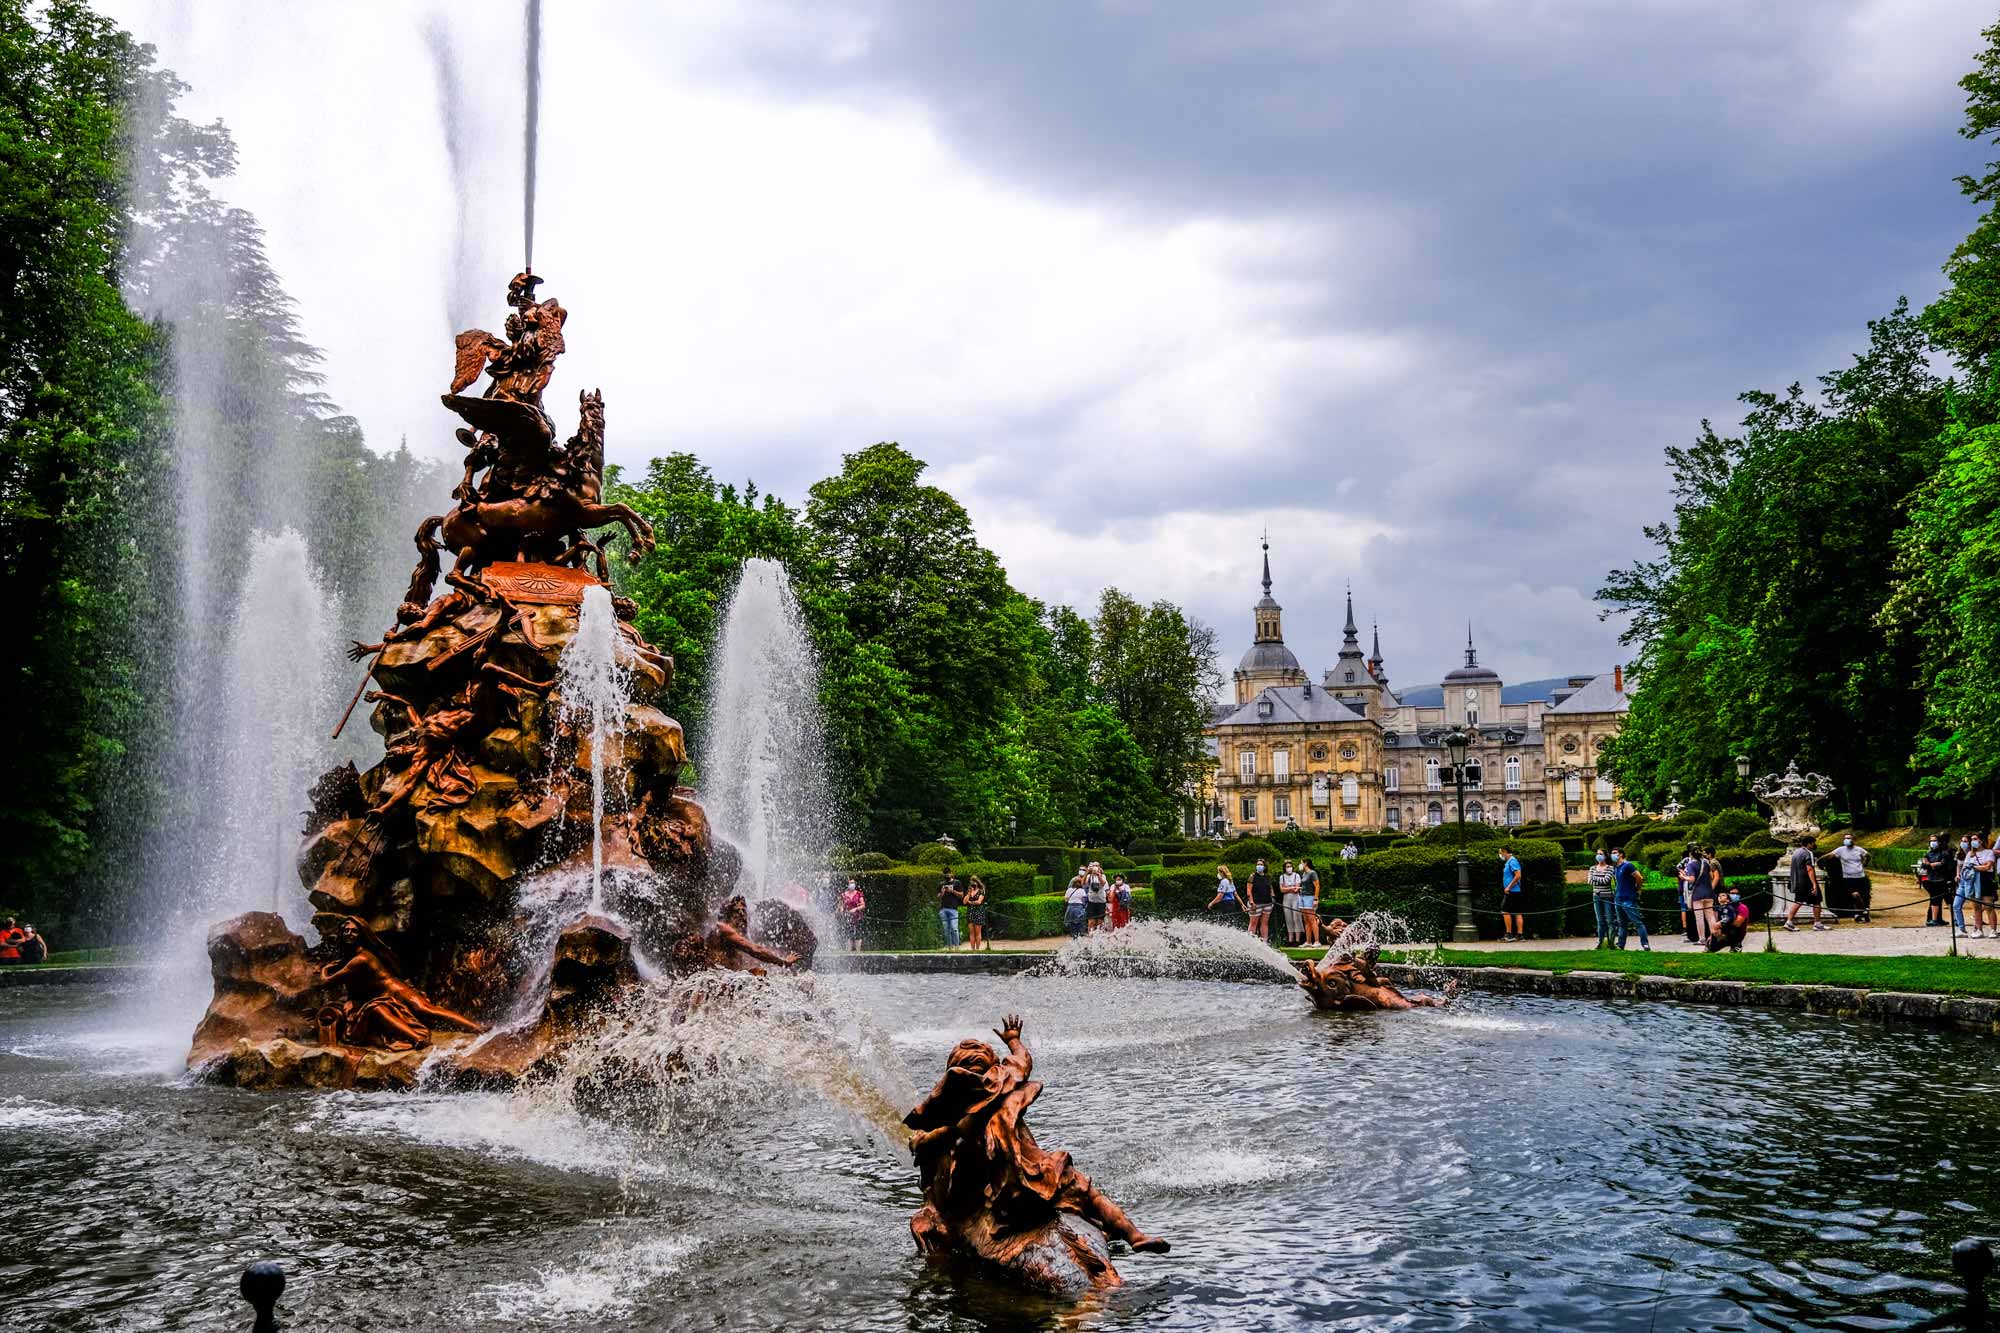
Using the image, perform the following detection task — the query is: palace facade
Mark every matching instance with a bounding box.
[1199,544,1633,835]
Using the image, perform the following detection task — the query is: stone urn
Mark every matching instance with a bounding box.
[1750,758,1835,919]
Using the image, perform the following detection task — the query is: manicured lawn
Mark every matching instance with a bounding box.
[1358,947,2000,999]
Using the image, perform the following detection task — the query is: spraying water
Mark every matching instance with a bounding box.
[423,16,482,333]
[557,585,631,910]
[523,0,542,270]
[704,559,840,906]
[1032,918,1300,982]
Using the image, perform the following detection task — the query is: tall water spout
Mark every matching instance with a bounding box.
[558,584,631,910]
[704,559,841,904]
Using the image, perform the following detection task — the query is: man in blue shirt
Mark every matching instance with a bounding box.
[1499,845,1524,941]
[1611,848,1649,950]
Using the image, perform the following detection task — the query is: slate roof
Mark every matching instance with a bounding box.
[1211,685,1370,728]
[1393,677,1576,708]
[1236,639,1304,675]
[1544,671,1630,716]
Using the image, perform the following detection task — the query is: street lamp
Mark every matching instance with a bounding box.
[1443,727,1476,942]
[1734,755,1751,782]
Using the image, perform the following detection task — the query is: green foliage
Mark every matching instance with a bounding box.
[1267,827,1312,858]
[1349,839,1565,941]
[1151,865,1237,917]
[1599,302,1949,818]
[1223,837,1280,863]
[1125,838,1160,859]
[905,842,959,866]
[1411,821,1504,846]
[987,845,1082,883]
[1700,809,1768,848]
[845,851,897,871]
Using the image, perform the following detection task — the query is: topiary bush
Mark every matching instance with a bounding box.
[986,845,1082,882]
[1268,827,1313,858]
[1701,809,1768,848]
[846,851,897,871]
[1161,851,1214,867]
[906,842,959,866]
[1224,837,1281,863]
[1125,838,1161,860]
[1084,848,1136,870]
[1413,820,1505,846]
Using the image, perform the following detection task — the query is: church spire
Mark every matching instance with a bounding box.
[1342,582,1358,641]
[1261,532,1272,598]
[1252,536,1282,642]
[1465,622,1478,668]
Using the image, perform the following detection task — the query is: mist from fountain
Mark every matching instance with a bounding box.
[557,584,631,912]
[703,559,841,916]
[1031,918,1301,982]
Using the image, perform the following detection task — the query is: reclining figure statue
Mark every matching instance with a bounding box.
[1298,925,1451,1011]
[903,1013,1167,1296]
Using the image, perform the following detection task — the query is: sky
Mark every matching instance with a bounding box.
[100,0,1994,693]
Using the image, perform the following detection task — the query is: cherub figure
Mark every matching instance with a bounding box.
[703,894,800,975]
[316,915,485,1051]
[903,1014,1167,1279]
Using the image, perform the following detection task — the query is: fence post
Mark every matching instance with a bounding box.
[1955,1237,1993,1331]
[240,1261,284,1333]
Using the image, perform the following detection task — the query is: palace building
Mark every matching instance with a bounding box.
[1200,544,1633,834]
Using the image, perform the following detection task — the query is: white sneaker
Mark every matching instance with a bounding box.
[1783,923,1798,933]
[1812,923,1829,931]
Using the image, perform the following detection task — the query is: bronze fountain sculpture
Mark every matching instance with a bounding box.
[1296,921,1452,1011]
[189,271,810,1090]
[904,1013,1168,1295]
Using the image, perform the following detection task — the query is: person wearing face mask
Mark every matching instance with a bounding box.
[1246,858,1275,942]
[1954,837,1980,936]
[1705,886,1753,952]
[1587,850,1617,948]
[1610,848,1649,950]
[1782,836,1828,932]
[1827,833,1871,923]
[1918,835,1954,927]
[1972,835,1999,938]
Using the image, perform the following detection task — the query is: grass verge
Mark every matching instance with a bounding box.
[1366,947,2000,999]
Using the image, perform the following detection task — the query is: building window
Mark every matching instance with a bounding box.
[1425,758,1441,790]
[1310,744,1328,761]
[1467,800,1483,823]
[1534,803,1545,820]
[1274,794,1291,819]
[1505,755,1521,789]
[1506,800,1522,826]
[1386,807,1401,830]
[1240,795,1258,823]
[1384,766,1400,792]
[1463,758,1483,787]
[1563,774,1582,801]
[1273,749,1290,781]
[1594,775,1614,801]
[1427,802,1444,826]
[1239,749,1255,779]
[1341,774,1359,806]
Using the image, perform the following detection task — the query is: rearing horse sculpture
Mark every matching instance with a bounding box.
[398,275,655,618]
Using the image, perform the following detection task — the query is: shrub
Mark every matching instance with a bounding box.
[906,842,959,866]
[1153,865,1229,917]
[1349,838,1564,940]
[1671,807,1712,825]
[1268,827,1313,858]
[1413,821,1504,846]
[989,893,1067,939]
[1126,838,1160,860]
[986,845,1082,882]
[1085,848,1135,870]
[1701,809,1767,848]
[1161,851,1214,867]
[1224,837,1281,862]
[846,861,1036,947]
[846,851,897,871]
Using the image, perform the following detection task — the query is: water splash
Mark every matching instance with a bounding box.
[523,0,542,270]
[704,559,840,910]
[1031,919,1299,982]
[422,15,481,332]
[557,585,630,911]
[534,970,913,1150]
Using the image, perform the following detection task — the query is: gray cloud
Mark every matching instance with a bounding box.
[100,0,1991,692]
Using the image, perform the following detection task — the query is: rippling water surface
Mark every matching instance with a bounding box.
[2,975,1996,1331]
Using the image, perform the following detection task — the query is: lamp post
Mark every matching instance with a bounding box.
[1444,727,1476,942]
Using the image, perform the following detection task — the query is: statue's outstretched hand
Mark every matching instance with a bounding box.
[347,640,382,662]
[995,1014,1024,1042]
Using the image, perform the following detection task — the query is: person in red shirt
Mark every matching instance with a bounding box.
[0,918,24,963]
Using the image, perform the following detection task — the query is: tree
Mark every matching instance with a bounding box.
[1090,588,1219,829]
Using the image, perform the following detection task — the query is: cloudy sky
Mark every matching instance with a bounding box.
[102,0,1992,691]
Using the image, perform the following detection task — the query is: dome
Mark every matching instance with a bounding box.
[1237,640,1303,675]
[1442,662,1500,685]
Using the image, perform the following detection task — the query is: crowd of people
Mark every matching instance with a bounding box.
[0,917,47,965]
[1061,864,1134,939]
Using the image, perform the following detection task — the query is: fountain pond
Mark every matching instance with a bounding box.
[3,966,1995,1330]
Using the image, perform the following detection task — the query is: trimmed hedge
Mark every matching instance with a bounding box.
[986,845,1084,883]
[1700,809,1767,848]
[1223,837,1281,862]
[1161,851,1216,867]
[1412,821,1505,846]
[1349,838,1565,940]
[846,861,1037,948]
[906,842,959,866]
[986,886,1159,939]
[846,851,897,870]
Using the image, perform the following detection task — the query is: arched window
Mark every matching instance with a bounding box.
[1506,800,1522,825]
[1504,755,1521,789]
[1425,757,1441,790]
[1466,800,1483,823]
[1426,802,1444,826]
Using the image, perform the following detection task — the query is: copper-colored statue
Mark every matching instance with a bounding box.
[188,271,757,1091]
[904,1014,1167,1296]
[1297,925,1451,1011]
[704,895,801,975]
[316,916,486,1052]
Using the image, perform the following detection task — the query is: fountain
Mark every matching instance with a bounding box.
[186,269,813,1090]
